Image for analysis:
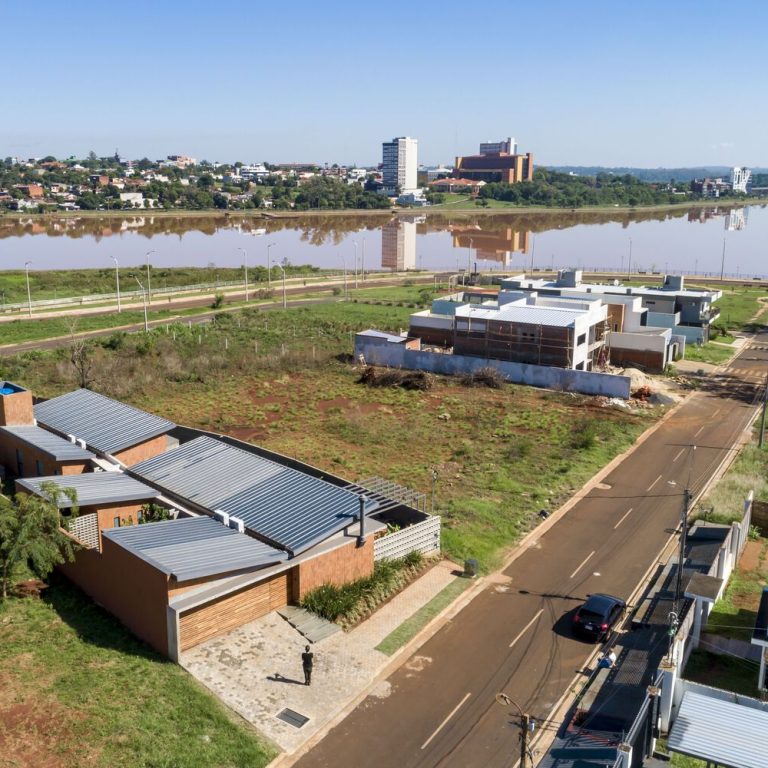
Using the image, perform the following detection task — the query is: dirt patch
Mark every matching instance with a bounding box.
[739,539,764,573]
[0,700,93,768]
[316,397,388,415]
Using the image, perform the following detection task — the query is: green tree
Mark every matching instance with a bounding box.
[0,482,79,599]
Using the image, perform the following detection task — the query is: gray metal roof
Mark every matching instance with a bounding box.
[34,389,175,455]
[103,516,287,581]
[132,436,377,554]
[0,425,95,461]
[455,303,584,328]
[357,329,408,343]
[17,472,160,507]
[668,690,768,768]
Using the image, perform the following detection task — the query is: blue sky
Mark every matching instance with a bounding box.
[2,0,765,167]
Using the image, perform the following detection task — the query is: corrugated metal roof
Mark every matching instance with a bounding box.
[17,472,160,507]
[103,516,287,581]
[357,329,407,343]
[34,389,175,454]
[132,436,376,554]
[0,425,95,461]
[455,303,582,327]
[668,691,768,768]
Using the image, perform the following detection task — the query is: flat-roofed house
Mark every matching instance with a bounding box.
[0,425,94,478]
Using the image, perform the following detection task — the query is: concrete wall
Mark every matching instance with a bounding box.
[113,434,169,466]
[291,537,374,601]
[355,339,632,398]
[0,389,34,426]
[60,536,170,655]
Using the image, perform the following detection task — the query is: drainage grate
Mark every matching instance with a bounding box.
[276,708,310,729]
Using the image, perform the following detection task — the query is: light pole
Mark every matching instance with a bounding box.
[145,249,155,303]
[238,247,249,301]
[134,276,149,332]
[529,233,536,274]
[467,238,473,281]
[341,254,348,299]
[759,372,767,449]
[24,261,33,318]
[353,240,359,289]
[495,693,532,768]
[627,238,632,281]
[272,261,287,309]
[110,256,121,312]
[266,242,276,290]
[720,237,726,282]
[361,237,366,281]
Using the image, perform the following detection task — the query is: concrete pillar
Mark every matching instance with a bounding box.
[760,649,767,693]
[659,659,677,733]
[616,743,632,768]
[691,596,703,649]
[731,521,741,563]
[717,546,727,581]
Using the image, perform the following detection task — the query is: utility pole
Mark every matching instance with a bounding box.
[674,486,692,613]
[24,261,33,318]
[238,247,249,301]
[134,277,149,332]
[720,237,726,282]
[759,372,768,449]
[495,693,532,768]
[110,256,121,312]
[627,238,632,281]
[145,249,155,303]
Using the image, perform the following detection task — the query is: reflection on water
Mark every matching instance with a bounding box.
[0,204,765,277]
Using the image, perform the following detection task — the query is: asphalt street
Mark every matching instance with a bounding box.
[294,332,768,768]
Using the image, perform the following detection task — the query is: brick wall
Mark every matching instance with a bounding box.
[609,346,666,373]
[113,434,168,466]
[60,536,170,655]
[292,537,374,601]
[0,389,34,426]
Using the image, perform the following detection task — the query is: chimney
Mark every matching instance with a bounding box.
[357,495,367,547]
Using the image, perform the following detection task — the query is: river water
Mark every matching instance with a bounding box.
[0,204,765,278]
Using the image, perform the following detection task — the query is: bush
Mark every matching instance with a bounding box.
[300,554,428,628]
[358,366,434,391]
[570,420,597,449]
[211,293,225,309]
[460,366,506,389]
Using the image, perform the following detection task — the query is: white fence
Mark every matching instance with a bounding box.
[68,513,99,550]
[374,516,441,561]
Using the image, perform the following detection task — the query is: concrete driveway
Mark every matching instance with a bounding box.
[181,560,459,754]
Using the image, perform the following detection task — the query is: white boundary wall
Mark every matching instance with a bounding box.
[356,339,632,399]
[374,516,441,561]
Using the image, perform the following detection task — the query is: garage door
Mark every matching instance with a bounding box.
[179,571,290,651]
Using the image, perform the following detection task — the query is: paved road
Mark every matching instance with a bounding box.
[294,333,768,768]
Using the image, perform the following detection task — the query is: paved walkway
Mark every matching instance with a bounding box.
[181,560,459,754]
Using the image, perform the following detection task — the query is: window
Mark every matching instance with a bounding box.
[36,460,44,476]
[577,333,586,345]
[113,517,121,528]
[15,449,24,476]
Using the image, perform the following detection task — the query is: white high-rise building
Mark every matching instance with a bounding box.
[382,137,418,194]
[479,137,517,155]
[731,167,752,194]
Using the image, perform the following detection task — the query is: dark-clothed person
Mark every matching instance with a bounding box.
[302,645,314,686]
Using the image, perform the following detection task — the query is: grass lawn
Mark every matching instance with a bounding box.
[683,649,761,698]
[682,341,736,366]
[0,580,276,768]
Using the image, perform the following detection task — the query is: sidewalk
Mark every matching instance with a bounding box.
[182,560,459,755]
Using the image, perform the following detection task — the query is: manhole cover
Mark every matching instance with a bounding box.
[277,708,310,729]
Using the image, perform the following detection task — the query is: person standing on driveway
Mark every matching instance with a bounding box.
[302,645,314,686]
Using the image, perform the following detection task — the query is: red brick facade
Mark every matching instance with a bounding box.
[113,435,168,466]
[0,388,34,426]
[292,537,374,600]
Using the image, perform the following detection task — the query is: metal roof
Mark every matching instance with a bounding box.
[17,472,161,507]
[131,436,377,554]
[357,329,408,343]
[103,516,287,581]
[34,389,175,455]
[667,691,768,768]
[0,425,95,461]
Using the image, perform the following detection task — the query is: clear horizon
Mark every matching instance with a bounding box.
[2,0,766,168]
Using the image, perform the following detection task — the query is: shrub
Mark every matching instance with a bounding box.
[570,420,597,449]
[460,366,505,389]
[211,293,225,309]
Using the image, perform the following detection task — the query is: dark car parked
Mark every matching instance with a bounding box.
[572,593,626,642]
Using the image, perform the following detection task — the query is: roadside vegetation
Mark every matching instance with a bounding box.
[0,580,276,768]
[683,649,760,698]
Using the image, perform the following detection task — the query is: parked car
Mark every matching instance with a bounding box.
[572,594,626,642]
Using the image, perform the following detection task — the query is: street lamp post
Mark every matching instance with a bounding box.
[238,247,249,301]
[341,254,348,299]
[134,277,149,332]
[495,693,532,768]
[529,233,536,274]
[720,237,726,282]
[145,249,155,303]
[361,237,366,281]
[627,238,632,281]
[353,240,359,289]
[110,256,121,312]
[266,242,276,290]
[272,261,287,309]
[468,238,473,281]
[24,261,33,318]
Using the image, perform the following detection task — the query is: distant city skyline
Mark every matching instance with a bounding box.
[2,1,766,167]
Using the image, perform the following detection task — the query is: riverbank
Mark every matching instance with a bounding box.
[0,198,763,223]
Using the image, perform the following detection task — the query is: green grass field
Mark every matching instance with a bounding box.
[0,580,276,768]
